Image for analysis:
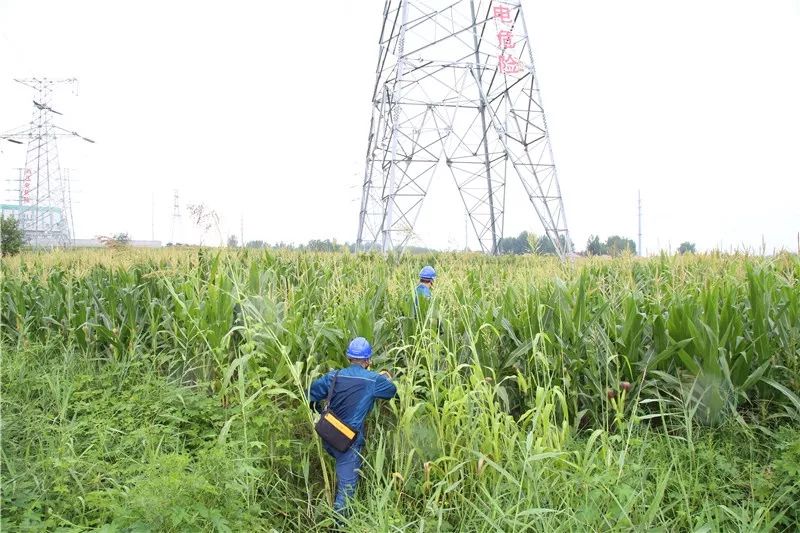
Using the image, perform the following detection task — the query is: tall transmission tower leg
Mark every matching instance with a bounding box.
[470,0,499,255]
[469,4,571,258]
[357,0,448,252]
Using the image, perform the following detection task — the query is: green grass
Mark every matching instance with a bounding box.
[1,249,799,531]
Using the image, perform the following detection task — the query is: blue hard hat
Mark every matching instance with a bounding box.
[419,265,436,281]
[346,337,372,359]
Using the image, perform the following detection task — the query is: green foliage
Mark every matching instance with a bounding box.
[304,238,341,252]
[97,232,131,248]
[679,241,697,254]
[751,427,800,528]
[585,235,637,256]
[498,231,571,255]
[1,215,25,256]
[1,345,263,531]
[498,230,533,254]
[498,230,530,254]
[605,234,636,256]
[545,234,572,254]
[586,234,607,256]
[1,249,799,530]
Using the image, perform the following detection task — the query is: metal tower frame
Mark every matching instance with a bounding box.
[170,189,182,244]
[356,0,572,257]
[1,78,93,247]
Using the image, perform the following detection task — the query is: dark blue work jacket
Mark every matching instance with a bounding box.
[309,364,397,447]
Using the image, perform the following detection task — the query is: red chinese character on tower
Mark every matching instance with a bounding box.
[498,55,521,74]
[22,169,32,203]
[497,30,514,49]
[493,5,512,24]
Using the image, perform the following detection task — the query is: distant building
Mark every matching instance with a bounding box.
[1,203,71,246]
[0,204,22,218]
[0,203,63,221]
[1,204,162,248]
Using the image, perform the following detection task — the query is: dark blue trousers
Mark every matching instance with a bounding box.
[325,443,363,514]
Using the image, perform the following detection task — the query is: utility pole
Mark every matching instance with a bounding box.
[464,213,468,252]
[170,190,180,244]
[638,190,642,257]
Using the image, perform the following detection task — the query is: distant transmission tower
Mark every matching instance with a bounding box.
[356,0,572,257]
[170,190,181,243]
[1,78,93,247]
[637,190,642,256]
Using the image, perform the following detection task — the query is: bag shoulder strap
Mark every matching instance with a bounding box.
[325,370,340,405]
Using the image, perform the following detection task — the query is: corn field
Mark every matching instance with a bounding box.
[2,249,799,531]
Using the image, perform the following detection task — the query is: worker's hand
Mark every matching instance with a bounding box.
[379,370,393,380]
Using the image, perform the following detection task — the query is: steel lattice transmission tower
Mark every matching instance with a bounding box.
[1,78,93,247]
[170,189,182,244]
[356,0,572,257]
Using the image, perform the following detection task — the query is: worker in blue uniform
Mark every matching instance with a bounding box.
[413,265,438,327]
[309,337,397,516]
[416,265,436,300]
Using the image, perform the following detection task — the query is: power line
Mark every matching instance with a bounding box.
[638,190,642,257]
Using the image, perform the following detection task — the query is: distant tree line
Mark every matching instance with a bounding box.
[585,235,637,256]
[0,214,702,258]
[97,233,131,249]
[497,231,573,256]
[240,238,436,254]
[228,233,699,256]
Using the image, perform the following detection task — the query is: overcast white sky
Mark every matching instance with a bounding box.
[1,0,798,253]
